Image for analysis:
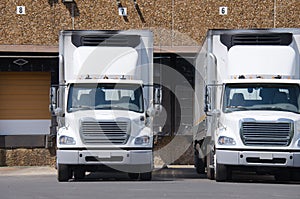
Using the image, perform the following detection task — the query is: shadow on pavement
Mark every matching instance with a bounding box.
[229,171,300,185]
[71,166,206,182]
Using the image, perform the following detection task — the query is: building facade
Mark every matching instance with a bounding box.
[0,0,300,166]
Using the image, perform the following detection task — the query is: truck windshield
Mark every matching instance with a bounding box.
[223,83,300,114]
[67,83,144,113]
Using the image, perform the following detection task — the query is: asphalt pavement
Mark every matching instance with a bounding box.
[0,166,299,199]
[0,165,299,183]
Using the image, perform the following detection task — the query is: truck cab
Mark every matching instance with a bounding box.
[51,30,155,182]
[194,29,300,181]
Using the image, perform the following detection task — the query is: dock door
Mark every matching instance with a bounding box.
[153,53,195,136]
[0,53,58,148]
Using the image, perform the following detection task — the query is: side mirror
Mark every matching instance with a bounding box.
[146,106,156,117]
[54,107,64,117]
[145,105,162,127]
[204,85,211,114]
[204,103,211,113]
[146,104,162,117]
[211,109,221,117]
[154,86,162,105]
[49,87,57,113]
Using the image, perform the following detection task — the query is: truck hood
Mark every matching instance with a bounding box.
[65,109,146,134]
[67,109,143,121]
[224,110,300,122]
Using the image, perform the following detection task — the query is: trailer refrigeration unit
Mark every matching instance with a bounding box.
[50,30,157,182]
[194,29,300,181]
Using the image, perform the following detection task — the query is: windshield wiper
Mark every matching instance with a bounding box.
[242,106,299,114]
[95,104,112,109]
[69,106,94,112]
[110,105,129,110]
[95,104,129,110]
[225,106,250,112]
[254,106,298,113]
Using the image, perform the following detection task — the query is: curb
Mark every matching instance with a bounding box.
[0,166,56,176]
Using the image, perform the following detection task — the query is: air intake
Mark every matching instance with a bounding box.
[72,34,141,47]
[241,121,293,146]
[80,120,130,145]
[221,33,293,49]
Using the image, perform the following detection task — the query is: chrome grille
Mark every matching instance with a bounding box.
[81,121,129,145]
[241,122,293,146]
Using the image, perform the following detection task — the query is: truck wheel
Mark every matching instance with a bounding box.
[206,152,215,180]
[128,173,139,180]
[140,172,152,181]
[57,164,71,182]
[215,163,230,182]
[194,150,205,174]
[74,168,85,180]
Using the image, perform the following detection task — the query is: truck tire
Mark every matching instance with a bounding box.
[215,163,231,182]
[194,150,205,174]
[140,172,152,181]
[74,168,85,180]
[128,173,139,180]
[57,164,72,182]
[206,152,215,180]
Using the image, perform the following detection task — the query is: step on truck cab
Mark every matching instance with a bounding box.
[50,30,156,181]
[194,29,300,181]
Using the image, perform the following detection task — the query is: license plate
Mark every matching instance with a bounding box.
[260,153,273,160]
[98,152,111,158]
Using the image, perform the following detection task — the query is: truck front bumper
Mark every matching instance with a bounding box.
[216,150,300,167]
[57,149,153,172]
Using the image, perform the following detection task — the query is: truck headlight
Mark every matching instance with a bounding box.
[59,135,76,145]
[218,136,236,145]
[134,136,150,145]
[298,139,300,147]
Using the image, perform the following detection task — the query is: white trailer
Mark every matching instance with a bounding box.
[50,30,157,181]
[194,29,300,181]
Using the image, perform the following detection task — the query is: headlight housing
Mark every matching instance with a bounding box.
[134,135,150,145]
[218,136,236,145]
[59,135,76,145]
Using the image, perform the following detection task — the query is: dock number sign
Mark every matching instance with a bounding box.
[118,7,127,16]
[17,6,25,14]
[219,7,228,15]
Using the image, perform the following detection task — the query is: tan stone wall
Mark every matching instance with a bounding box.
[1,1,300,47]
[0,149,56,167]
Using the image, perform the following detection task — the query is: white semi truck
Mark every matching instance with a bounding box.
[194,29,300,181]
[50,30,156,181]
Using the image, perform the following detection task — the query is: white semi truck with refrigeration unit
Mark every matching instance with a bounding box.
[194,29,300,181]
[50,30,157,181]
